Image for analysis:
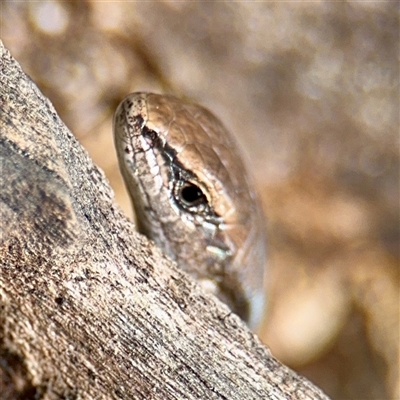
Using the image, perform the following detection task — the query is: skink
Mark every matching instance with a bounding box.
[113,93,267,328]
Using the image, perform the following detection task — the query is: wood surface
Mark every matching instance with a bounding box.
[0,41,330,400]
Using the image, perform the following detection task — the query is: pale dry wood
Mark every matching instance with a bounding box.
[0,41,330,400]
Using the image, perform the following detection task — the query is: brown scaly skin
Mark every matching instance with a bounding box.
[113,93,267,328]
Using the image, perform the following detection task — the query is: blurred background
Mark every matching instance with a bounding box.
[1,2,398,399]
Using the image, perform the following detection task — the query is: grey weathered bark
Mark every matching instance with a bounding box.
[0,41,329,400]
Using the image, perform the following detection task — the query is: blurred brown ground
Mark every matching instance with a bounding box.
[1,2,398,399]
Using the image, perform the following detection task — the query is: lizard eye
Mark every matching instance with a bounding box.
[178,182,208,208]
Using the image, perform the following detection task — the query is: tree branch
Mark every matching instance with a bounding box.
[0,41,329,400]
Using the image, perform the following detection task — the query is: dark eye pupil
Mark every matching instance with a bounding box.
[180,183,205,205]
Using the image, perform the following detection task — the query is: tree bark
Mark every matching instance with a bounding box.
[0,41,330,400]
